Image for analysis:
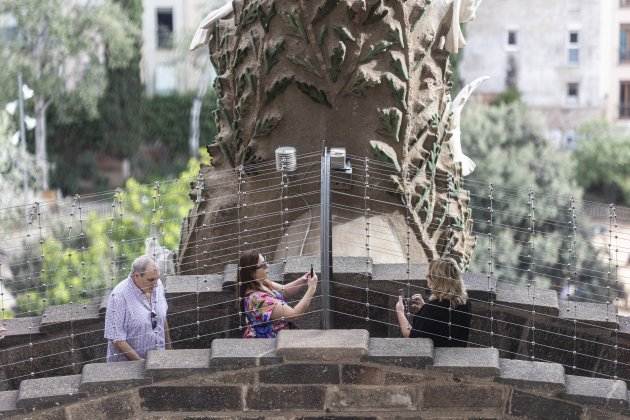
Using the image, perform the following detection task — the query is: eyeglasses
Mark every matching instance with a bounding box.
[151,311,157,330]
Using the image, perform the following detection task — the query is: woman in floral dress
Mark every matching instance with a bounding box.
[238,250,318,338]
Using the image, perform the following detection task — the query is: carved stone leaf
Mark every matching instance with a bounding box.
[359,40,394,63]
[265,76,294,104]
[313,0,339,24]
[254,114,282,137]
[382,74,407,109]
[284,10,308,42]
[259,3,277,32]
[390,53,408,81]
[296,81,332,108]
[288,55,323,78]
[333,25,356,43]
[318,25,328,46]
[364,0,388,25]
[349,70,380,96]
[370,140,401,172]
[264,39,286,74]
[377,107,402,142]
[330,41,347,82]
[239,2,259,29]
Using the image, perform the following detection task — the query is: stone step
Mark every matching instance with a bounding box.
[0,390,18,415]
[563,374,628,409]
[366,337,433,368]
[146,349,211,379]
[497,358,565,392]
[210,337,281,369]
[79,360,149,395]
[495,284,559,316]
[276,329,369,362]
[40,300,100,333]
[16,374,82,410]
[558,301,618,329]
[431,347,500,378]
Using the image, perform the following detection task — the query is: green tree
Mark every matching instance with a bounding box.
[574,120,630,205]
[461,102,609,302]
[0,0,138,189]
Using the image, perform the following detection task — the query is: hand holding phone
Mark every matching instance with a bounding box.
[310,264,314,278]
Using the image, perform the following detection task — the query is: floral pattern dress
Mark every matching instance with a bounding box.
[243,290,289,338]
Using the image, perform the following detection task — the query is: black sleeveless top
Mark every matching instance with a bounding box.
[410,299,472,347]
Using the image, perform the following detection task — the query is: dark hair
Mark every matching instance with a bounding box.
[237,250,262,311]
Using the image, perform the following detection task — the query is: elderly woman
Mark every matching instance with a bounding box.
[238,250,317,338]
[396,258,472,347]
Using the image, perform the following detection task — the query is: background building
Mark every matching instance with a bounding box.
[460,0,617,147]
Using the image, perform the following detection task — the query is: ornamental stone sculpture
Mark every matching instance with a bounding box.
[178,0,482,275]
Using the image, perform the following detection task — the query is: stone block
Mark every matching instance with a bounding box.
[65,392,142,420]
[258,364,340,384]
[497,358,565,392]
[210,338,280,370]
[16,374,83,410]
[140,385,242,411]
[559,301,618,329]
[40,300,100,332]
[496,284,559,316]
[0,316,42,341]
[223,263,238,286]
[371,263,427,282]
[79,360,149,394]
[283,256,320,279]
[146,349,211,379]
[245,385,326,410]
[99,290,111,316]
[463,272,496,301]
[421,383,505,410]
[341,365,385,385]
[366,338,433,368]
[326,385,417,411]
[563,374,627,409]
[510,390,584,420]
[276,330,369,362]
[164,274,224,294]
[432,347,500,377]
[0,390,18,415]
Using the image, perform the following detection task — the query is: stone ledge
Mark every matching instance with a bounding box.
[79,360,149,394]
[463,272,496,301]
[366,338,433,368]
[40,300,100,332]
[558,301,618,329]
[497,358,565,392]
[146,349,211,379]
[1,316,42,337]
[211,338,281,369]
[496,285,559,316]
[371,264,427,282]
[164,274,224,294]
[431,347,500,377]
[276,329,369,362]
[0,390,18,415]
[563,375,628,409]
[16,374,83,410]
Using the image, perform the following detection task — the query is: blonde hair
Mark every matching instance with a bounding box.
[428,258,468,306]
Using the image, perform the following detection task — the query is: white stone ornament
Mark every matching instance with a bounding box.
[445,0,483,54]
[4,101,17,116]
[446,75,489,176]
[190,2,234,51]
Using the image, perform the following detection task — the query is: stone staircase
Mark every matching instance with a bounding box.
[0,330,628,418]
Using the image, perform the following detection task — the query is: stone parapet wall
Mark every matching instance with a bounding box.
[0,330,628,419]
[1,257,629,391]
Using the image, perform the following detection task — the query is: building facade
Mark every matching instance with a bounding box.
[460,0,617,146]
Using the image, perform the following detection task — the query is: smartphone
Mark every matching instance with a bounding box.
[310,264,314,278]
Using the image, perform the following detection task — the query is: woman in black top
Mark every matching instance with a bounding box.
[395,258,472,347]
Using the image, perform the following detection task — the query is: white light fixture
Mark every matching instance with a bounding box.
[24,116,36,130]
[22,84,34,100]
[275,146,297,172]
[4,101,17,116]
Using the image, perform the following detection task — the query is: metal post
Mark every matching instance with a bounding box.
[17,73,28,197]
[320,147,331,329]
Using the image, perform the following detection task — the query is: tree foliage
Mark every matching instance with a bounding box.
[574,120,630,205]
[461,102,608,301]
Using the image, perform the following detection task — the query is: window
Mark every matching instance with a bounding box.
[507,30,518,48]
[567,83,579,99]
[156,8,174,49]
[620,82,630,118]
[568,31,579,65]
[620,25,630,63]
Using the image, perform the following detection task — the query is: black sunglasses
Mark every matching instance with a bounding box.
[151,311,157,330]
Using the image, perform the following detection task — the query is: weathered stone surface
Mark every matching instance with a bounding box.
[258,364,340,384]
[421,383,505,410]
[366,338,433,368]
[140,385,242,411]
[223,263,237,286]
[164,274,224,294]
[276,330,369,362]
[496,284,559,316]
[80,360,149,394]
[146,349,211,378]
[1,316,41,337]
[463,272,497,302]
[341,365,385,385]
[65,392,141,420]
[0,390,18,414]
[40,300,100,331]
[17,374,83,409]
[283,257,320,278]
[432,347,500,377]
[326,385,417,411]
[510,390,584,420]
[371,264,427,282]
[563,375,628,408]
[497,358,565,392]
[211,338,280,369]
[559,301,618,328]
[245,385,326,410]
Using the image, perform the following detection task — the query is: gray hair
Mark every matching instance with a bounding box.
[130,255,158,276]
